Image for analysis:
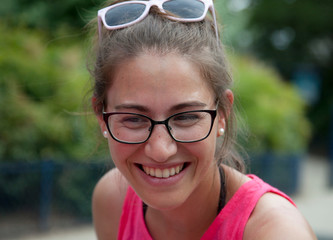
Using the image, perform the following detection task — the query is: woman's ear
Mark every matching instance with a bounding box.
[223,89,234,119]
[225,89,234,111]
[216,89,234,137]
[92,97,108,138]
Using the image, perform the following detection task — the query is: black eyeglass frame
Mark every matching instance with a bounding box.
[103,109,217,144]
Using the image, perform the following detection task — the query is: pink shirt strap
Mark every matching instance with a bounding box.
[201,174,296,239]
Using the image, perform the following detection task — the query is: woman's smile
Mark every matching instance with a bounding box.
[141,163,185,178]
[134,161,191,188]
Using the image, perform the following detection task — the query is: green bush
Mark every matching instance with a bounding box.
[230,55,311,154]
[0,23,107,163]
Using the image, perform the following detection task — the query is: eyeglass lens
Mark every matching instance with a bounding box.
[162,0,205,19]
[105,3,146,26]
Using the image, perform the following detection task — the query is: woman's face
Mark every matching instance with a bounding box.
[98,53,226,210]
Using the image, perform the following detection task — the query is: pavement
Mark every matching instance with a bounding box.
[10,155,333,240]
[292,156,333,240]
[19,226,96,240]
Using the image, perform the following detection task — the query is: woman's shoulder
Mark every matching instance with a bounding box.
[243,188,317,240]
[223,166,316,239]
[92,167,128,240]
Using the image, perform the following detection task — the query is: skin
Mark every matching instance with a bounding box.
[93,53,317,240]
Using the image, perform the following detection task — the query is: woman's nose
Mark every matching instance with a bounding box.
[144,125,177,162]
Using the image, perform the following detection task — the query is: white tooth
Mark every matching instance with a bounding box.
[149,168,155,177]
[143,164,185,178]
[179,163,184,171]
[170,167,176,176]
[163,169,170,178]
[155,169,163,178]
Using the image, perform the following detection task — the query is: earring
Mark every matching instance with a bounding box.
[103,131,108,138]
[219,128,225,136]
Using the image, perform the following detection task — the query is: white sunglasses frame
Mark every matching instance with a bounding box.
[97,0,219,42]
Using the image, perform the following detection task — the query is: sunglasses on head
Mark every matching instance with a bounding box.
[97,0,219,41]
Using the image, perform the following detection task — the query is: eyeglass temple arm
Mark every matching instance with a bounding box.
[210,5,220,44]
[98,16,103,43]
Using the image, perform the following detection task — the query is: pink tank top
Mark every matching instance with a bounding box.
[118,174,296,240]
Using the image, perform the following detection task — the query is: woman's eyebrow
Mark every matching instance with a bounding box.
[114,104,150,112]
[170,101,208,111]
[114,101,208,113]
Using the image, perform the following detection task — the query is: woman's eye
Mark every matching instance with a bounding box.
[175,114,199,121]
[172,113,201,126]
[121,116,149,128]
[123,117,144,123]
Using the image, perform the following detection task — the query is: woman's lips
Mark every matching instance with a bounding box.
[141,163,185,178]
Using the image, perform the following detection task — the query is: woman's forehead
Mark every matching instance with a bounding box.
[104,53,215,111]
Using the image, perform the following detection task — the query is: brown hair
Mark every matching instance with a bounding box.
[88,3,245,172]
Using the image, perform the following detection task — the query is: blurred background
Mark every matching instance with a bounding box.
[0,0,332,239]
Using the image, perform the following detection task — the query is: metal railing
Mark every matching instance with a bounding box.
[0,160,112,232]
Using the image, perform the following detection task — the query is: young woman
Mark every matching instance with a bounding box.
[90,0,316,239]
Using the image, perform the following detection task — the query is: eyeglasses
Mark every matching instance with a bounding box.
[97,0,219,41]
[103,109,217,144]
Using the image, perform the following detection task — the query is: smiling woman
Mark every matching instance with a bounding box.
[88,0,316,239]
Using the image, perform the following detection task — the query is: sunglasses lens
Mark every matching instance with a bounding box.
[163,0,205,19]
[105,3,146,27]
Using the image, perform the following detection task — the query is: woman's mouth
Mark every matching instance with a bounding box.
[140,164,185,178]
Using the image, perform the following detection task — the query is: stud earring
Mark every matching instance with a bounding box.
[103,131,108,138]
[219,128,225,136]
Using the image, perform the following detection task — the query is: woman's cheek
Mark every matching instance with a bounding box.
[108,141,138,166]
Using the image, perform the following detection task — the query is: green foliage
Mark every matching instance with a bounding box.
[0,0,105,36]
[246,0,333,145]
[247,0,332,72]
[231,55,311,153]
[0,23,107,162]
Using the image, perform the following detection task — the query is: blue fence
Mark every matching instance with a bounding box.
[0,160,112,234]
[249,153,301,195]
